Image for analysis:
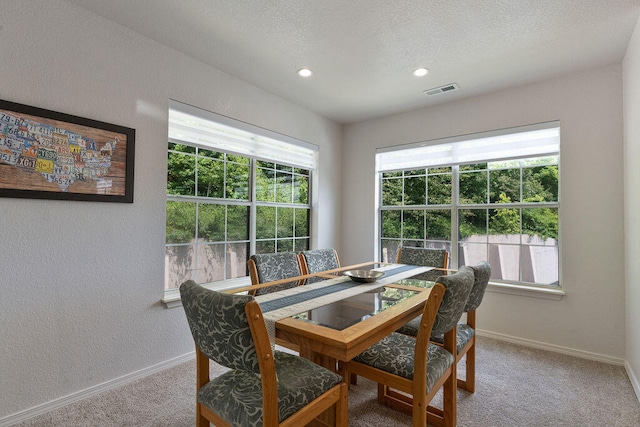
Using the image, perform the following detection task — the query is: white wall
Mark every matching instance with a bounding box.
[623,14,640,397]
[0,0,342,420]
[342,64,625,361]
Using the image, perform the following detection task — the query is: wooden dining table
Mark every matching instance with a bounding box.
[229,262,437,372]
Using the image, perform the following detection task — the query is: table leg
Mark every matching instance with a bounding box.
[299,347,338,371]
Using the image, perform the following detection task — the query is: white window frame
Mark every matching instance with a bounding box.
[163,101,318,307]
[376,122,565,299]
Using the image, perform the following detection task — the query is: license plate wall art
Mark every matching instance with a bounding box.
[0,100,135,202]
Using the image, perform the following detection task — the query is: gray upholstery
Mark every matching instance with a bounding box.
[251,252,302,295]
[395,317,421,338]
[300,248,340,284]
[429,266,474,336]
[352,332,454,393]
[399,263,489,358]
[397,266,475,338]
[301,248,340,272]
[465,261,491,312]
[398,246,448,282]
[180,281,343,427]
[430,323,475,353]
[180,280,258,372]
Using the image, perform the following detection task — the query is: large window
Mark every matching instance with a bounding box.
[165,102,316,291]
[378,123,560,288]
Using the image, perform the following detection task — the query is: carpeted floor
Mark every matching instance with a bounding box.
[12,337,640,426]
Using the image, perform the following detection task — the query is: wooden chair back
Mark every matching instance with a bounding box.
[248,252,303,296]
[345,267,474,426]
[298,248,341,284]
[180,281,348,426]
[342,284,454,427]
[456,261,491,392]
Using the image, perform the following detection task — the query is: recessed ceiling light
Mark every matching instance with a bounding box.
[297,68,313,77]
[413,68,429,77]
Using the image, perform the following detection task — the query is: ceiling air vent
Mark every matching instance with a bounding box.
[424,83,460,97]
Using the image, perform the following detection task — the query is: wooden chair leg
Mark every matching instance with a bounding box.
[196,403,208,427]
[195,347,210,427]
[456,337,476,393]
[410,381,428,427]
[442,366,457,427]
[377,383,386,404]
[464,341,476,393]
[458,311,478,393]
[336,383,349,427]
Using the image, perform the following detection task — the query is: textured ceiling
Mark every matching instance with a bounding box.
[69,0,640,124]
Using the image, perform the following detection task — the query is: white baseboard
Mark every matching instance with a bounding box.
[625,361,640,402]
[0,352,195,427]
[478,329,626,366]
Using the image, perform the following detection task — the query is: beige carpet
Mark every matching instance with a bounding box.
[12,337,640,426]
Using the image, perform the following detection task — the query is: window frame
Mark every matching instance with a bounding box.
[377,123,562,293]
[163,102,316,305]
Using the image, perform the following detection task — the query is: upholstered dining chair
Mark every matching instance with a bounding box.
[450,261,491,392]
[342,267,475,427]
[397,262,491,393]
[248,252,303,296]
[180,281,348,427]
[397,246,449,282]
[298,248,341,285]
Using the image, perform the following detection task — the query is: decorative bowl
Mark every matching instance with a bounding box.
[343,270,385,283]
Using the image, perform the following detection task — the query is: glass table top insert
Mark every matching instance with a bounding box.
[291,286,422,330]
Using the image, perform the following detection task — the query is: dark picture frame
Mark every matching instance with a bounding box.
[0,99,135,203]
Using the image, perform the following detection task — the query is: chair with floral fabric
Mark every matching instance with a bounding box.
[180,281,348,427]
[298,248,341,285]
[397,246,449,282]
[398,262,491,393]
[248,252,303,296]
[342,267,474,427]
[450,261,491,392]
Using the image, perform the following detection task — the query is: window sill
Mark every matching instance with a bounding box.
[487,281,565,300]
[162,277,252,308]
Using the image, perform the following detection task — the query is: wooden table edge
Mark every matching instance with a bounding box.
[275,286,432,362]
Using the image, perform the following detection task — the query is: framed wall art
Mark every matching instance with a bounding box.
[0,99,135,203]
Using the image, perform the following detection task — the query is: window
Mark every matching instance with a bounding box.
[254,161,310,254]
[165,101,316,291]
[377,123,560,288]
